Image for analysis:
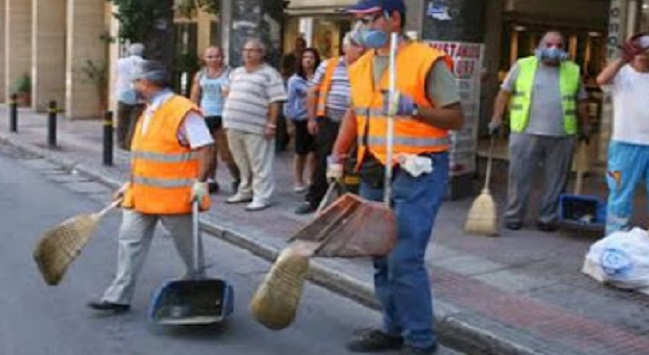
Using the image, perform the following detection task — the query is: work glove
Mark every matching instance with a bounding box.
[382,91,417,117]
[326,155,344,182]
[578,124,591,144]
[191,181,209,203]
[113,182,129,202]
[397,154,433,177]
[488,120,502,136]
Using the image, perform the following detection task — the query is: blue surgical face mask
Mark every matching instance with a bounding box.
[535,47,568,63]
[356,29,389,49]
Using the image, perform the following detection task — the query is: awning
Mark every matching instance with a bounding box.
[285,0,357,16]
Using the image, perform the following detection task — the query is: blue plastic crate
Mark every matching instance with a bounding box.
[559,193,606,228]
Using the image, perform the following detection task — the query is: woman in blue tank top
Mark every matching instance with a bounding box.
[191,46,240,194]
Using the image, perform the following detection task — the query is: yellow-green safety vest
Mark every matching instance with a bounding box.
[509,56,580,135]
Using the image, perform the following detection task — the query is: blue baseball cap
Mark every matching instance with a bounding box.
[345,0,406,14]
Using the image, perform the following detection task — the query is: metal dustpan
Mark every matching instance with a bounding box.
[559,141,606,230]
[289,33,402,258]
[150,201,234,325]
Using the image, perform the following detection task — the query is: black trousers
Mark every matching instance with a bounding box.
[306,118,340,208]
[117,102,145,150]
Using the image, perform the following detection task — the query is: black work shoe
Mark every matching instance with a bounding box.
[231,180,240,194]
[208,181,220,194]
[295,202,316,215]
[87,300,130,313]
[346,329,404,352]
[399,345,438,355]
[505,222,522,230]
[537,222,558,232]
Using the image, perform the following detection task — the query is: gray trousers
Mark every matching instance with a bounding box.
[505,133,575,225]
[101,210,194,305]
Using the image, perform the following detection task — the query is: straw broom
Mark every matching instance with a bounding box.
[465,136,498,236]
[33,199,121,285]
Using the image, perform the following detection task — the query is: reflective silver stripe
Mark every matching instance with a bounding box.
[132,176,194,188]
[562,95,574,100]
[512,92,525,97]
[510,104,524,111]
[366,136,449,147]
[354,107,384,117]
[565,110,576,115]
[132,151,198,163]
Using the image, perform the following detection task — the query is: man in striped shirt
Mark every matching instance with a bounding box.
[295,31,365,214]
[222,38,287,211]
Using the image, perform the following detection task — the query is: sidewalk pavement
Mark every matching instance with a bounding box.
[2,105,649,355]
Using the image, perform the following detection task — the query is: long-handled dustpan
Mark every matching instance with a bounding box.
[558,141,606,230]
[33,199,122,286]
[250,34,402,330]
[150,200,234,325]
[465,135,498,236]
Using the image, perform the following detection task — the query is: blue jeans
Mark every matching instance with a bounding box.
[606,141,649,235]
[360,152,448,349]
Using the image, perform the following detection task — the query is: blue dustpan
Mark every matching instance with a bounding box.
[149,201,234,325]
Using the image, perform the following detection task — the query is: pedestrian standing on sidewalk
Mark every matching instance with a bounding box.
[330,1,463,353]
[115,43,146,150]
[284,48,321,193]
[596,33,649,235]
[295,32,365,215]
[489,31,591,232]
[222,38,287,212]
[88,61,214,313]
[190,46,241,194]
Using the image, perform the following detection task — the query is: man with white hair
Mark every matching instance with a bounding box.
[115,43,146,150]
[490,31,591,231]
[294,31,365,214]
[222,38,287,211]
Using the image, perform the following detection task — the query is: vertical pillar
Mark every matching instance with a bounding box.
[421,0,488,199]
[221,0,284,68]
[5,0,32,104]
[66,0,106,119]
[0,0,6,103]
[32,0,66,112]
[598,0,635,164]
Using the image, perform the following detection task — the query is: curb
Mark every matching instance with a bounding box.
[1,131,543,355]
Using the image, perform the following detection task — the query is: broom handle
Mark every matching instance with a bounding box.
[96,198,123,218]
[192,200,205,279]
[484,135,495,191]
[383,32,398,206]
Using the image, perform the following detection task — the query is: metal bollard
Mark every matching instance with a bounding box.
[103,111,114,166]
[48,101,58,147]
[9,93,17,133]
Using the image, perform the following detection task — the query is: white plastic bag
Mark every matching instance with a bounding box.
[582,227,649,295]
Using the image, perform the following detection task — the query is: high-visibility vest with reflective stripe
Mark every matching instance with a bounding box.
[315,56,341,117]
[509,56,580,134]
[348,42,452,167]
[122,95,210,214]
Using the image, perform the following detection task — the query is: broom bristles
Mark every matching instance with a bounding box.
[465,189,498,236]
[33,214,100,285]
[250,247,310,330]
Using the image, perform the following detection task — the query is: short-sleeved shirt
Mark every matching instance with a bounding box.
[371,55,461,108]
[141,89,214,149]
[310,57,352,121]
[116,55,145,105]
[501,62,588,137]
[605,64,649,145]
[284,74,309,121]
[222,64,287,135]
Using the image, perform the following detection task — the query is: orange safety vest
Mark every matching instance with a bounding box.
[122,95,210,214]
[315,56,341,117]
[348,42,452,167]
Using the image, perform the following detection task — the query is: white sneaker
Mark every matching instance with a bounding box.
[293,184,308,194]
[226,193,253,204]
[245,200,270,211]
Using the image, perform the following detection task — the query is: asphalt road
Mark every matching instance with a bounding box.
[0,144,460,355]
